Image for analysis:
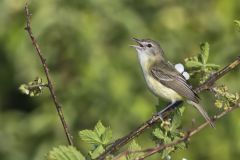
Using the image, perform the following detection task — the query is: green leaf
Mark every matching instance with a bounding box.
[94,121,106,137]
[79,121,112,146]
[234,20,240,31]
[79,130,102,145]
[89,145,105,159]
[185,60,203,68]
[200,42,209,64]
[127,140,143,160]
[178,106,185,116]
[47,146,85,160]
[79,122,113,159]
[171,112,182,131]
[101,127,113,145]
[163,136,172,144]
[205,64,220,69]
[161,147,174,159]
[173,137,186,150]
[19,84,30,95]
[128,140,141,151]
[175,142,186,150]
[214,85,239,110]
[19,77,47,97]
[153,128,165,140]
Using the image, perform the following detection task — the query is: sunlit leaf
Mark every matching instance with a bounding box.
[161,147,174,159]
[79,129,102,145]
[200,42,209,64]
[47,146,85,160]
[234,20,240,31]
[171,112,181,131]
[205,64,220,69]
[175,141,186,150]
[215,99,223,109]
[94,121,106,137]
[79,121,112,146]
[163,136,172,144]
[178,106,185,116]
[19,77,47,97]
[19,84,30,95]
[127,140,143,160]
[153,128,165,140]
[185,61,202,68]
[101,127,113,145]
[89,145,105,159]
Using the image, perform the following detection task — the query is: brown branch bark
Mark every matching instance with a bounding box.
[24,3,74,145]
[97,56,240,160]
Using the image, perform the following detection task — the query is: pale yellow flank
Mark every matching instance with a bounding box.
[137,52,182,102]
[144,75,182,101]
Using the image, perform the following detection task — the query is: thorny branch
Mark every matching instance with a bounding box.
[114,102,240,160]
[24,3,74,145]
[97,56,240,160]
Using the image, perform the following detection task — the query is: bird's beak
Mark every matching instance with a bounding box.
[130,37,144,49]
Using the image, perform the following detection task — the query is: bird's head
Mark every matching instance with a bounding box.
[131,38,165,61]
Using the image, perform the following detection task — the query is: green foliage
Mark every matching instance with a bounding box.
[46,146,85,160]
[79,121,112,159]
[234,20,240,31]
[152,108,187,159]
[125,140,143,160]
[88,145,105,160]
[214,85,239,110]
[19,77,47,96]
[185,42,220,83]
[46,121,113,160]
[200,42,209,65]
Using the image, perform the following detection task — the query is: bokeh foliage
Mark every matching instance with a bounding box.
[0,0,240,160]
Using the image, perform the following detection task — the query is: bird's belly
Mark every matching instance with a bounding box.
[145,76,182,101]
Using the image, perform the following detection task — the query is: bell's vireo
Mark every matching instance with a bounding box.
[131,38,214,128]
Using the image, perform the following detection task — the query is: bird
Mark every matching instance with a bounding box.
[131,38,214,128]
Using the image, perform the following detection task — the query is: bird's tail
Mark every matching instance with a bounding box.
[187,100,215,128]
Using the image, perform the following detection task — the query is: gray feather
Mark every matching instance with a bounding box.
[187,100,215,128]
[150,61,199,103]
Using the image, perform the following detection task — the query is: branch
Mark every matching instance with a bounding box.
[97,56,240,160]
[138,102,240,160]
[113,101,240,160]
[195,56,240,92]
[24,3,74,145]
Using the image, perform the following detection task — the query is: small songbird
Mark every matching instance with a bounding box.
[131,38,214,128]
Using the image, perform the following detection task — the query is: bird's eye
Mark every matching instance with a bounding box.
[147,44,152,48]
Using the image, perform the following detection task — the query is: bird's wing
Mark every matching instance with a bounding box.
[150,62,199,103]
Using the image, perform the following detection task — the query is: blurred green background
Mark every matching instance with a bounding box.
[0,0,240,160]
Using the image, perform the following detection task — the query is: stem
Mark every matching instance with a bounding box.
[24,3,74,146]
[139,104,239,159]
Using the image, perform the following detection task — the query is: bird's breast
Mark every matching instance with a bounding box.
[137,53,182,102]
[144,73,182,102]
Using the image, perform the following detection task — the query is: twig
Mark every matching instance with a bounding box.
[195,56,240,92]
[113,102,240,160]
[138,103,239,160]
[24,3,74,145]
[97,56,240,160]
[27,83,49,89]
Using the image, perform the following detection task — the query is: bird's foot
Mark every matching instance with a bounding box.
[156,111,164,121]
